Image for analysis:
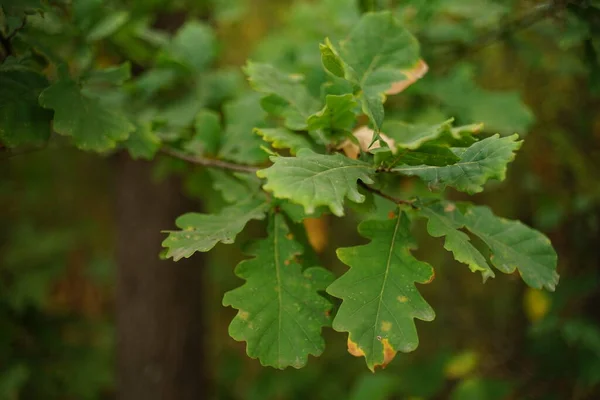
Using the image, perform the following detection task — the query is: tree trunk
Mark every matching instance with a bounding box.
[115,154,208,400]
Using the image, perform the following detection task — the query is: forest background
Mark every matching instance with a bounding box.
[1,0,600,399]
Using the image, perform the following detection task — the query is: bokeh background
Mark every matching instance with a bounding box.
[2,0,600,399]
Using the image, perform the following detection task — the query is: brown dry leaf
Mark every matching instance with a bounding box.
[339,126,396,159]
[303,216,329,253]
[385,59,429,95]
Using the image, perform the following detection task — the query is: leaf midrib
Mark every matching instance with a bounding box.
[371,211,401,356]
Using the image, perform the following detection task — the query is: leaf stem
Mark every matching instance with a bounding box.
[161,147,261,174]
[358,181,416,208]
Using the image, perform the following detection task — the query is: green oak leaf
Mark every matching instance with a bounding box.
[418,201,494,281]
[322,12,421,130]
[161,21,216,72]
[392,145,460,167]
[124,122,160,160]
[39,74,134,152]
[219,92,270,164]
[0,68,52,148]
[392,134,521,194]
[209,170,262,204]
[461,205,559,291]
[82,62,132,86]
[257,149,375,217]
[244,62,320,130]
[382,119,453,150]
[162,198,269,261]
[184,109,221,156]
[327,211,435,371]
[223,213,334,369]
[307,93,358,141]
[255,127,314,155]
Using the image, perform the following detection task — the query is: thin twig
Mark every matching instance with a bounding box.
[161,147,261,173]
[358,181,416,207]
[7,17,27,41]
[0,16,27,59]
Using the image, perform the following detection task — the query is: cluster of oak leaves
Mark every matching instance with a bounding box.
[154,11,560,372]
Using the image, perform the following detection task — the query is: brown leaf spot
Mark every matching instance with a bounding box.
[286,233,294,240]
[388,211,396,220]
[339,126,396,159]
[397,295,409,303]
[444,203,456,212]
[385,59,429,95]
[284,259,291,266]
[381,321,392,332]
[374,339,397,370]
[239,311,249,321]
[347,337,366,358]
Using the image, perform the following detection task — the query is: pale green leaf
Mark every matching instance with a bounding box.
[245,62,320,130]
[223,213,333,369]
[382,119,453,149]
[307,93,358,141]
[323,12,422,130]
[327,211,435,371]
[39,74,134,152]
[162,198,269,261]
[0,68,52,147]
[418,201,494,281]
[392,134,521,194]
[462,205,559,291]
[257,149,375,216]
[255,127,314,155]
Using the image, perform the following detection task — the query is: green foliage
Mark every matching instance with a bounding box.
[392,134,522,193]
[162,198,269,261]
[327,211,435,371]
[321,11,422,130]
[258,149,375,217]
[0,66,51,147]
[7,0,593,395]
[223,212,333,369]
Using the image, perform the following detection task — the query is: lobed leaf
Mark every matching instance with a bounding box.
[219,92,270,164]
[327,211,435,371]
[162,198,269,261]
[418,201,559,290]
[223,213,334,369]
[382,119,453,150]
[0,68,52,148]
[39,73,134,152]
[257,149,375,217]
[245,62,320,130]
[123,122,160,160]
[462,205,559,291]
[307,93,358,141]
[392,134,522,194]
[418,202,494,281]
[255,127,314,155]
[322,12,423,130]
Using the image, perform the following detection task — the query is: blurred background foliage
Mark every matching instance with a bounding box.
[2,0,600,399]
